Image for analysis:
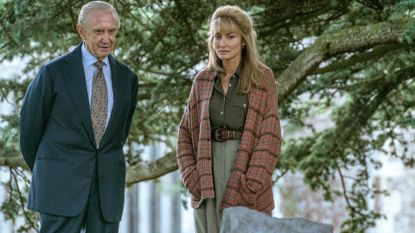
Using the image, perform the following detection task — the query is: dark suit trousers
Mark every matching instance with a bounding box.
[39,167,119,233]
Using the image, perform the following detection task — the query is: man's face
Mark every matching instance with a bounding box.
[77,10,118,60]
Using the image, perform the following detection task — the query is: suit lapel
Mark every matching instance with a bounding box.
[100,55,121,144]
[62,45,96,145]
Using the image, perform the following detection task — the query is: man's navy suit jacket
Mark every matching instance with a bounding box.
[19,44,138,222]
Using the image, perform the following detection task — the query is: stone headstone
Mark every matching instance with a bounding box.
[220,207,333,233]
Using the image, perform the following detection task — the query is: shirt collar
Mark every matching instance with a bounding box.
[214,67,241,82]
[81,43,109,67]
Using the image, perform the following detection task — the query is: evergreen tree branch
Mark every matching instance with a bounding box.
[311,44,407,75]
[277,21,406,102]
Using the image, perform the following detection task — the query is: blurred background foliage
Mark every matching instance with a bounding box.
[1,0,415,232]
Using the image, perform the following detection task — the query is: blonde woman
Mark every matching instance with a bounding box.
[177,5,281,233]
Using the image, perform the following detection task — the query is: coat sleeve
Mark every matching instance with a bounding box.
[123,74,138,141]
[176,82,201,200]
[19,65,54,170]
[240,69,281,205]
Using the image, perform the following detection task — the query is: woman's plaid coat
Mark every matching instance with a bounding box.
[176,67,281,215]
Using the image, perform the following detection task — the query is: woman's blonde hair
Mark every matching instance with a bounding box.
[207,5,267,93]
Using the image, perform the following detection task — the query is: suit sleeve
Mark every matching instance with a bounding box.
[20,65,54,170]
[240,69,281,205]
[176,82,201,200]
[124,74,138,141]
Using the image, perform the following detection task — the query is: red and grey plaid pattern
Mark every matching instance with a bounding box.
[177,67,281,215]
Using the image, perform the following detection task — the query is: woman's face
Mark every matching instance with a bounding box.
[213,30,244,63]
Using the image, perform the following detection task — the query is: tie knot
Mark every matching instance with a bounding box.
[94,60,104,69]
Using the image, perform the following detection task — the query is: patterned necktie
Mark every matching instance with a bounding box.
[91,60,108,147]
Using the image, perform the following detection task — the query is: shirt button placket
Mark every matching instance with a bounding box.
[221,96,225,121]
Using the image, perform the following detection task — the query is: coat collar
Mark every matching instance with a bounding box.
[62,44,121,148]
[62,44,95,145]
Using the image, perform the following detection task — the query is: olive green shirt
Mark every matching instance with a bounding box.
[209,72,248,131]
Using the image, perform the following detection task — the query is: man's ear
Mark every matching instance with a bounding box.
[76,24,85,40]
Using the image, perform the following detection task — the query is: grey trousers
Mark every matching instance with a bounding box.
[194,140,240,233]
[39,168,119,233]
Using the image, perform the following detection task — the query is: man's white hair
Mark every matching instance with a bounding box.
[78,1,120,29]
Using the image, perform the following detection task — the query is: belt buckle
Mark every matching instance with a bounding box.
[214,127,227,142]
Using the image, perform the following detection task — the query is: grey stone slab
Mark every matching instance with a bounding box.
[220,207,333,233]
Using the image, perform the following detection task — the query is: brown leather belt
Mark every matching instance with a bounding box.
[212,127,242,142]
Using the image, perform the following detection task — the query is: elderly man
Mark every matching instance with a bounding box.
[19,1,138,232]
